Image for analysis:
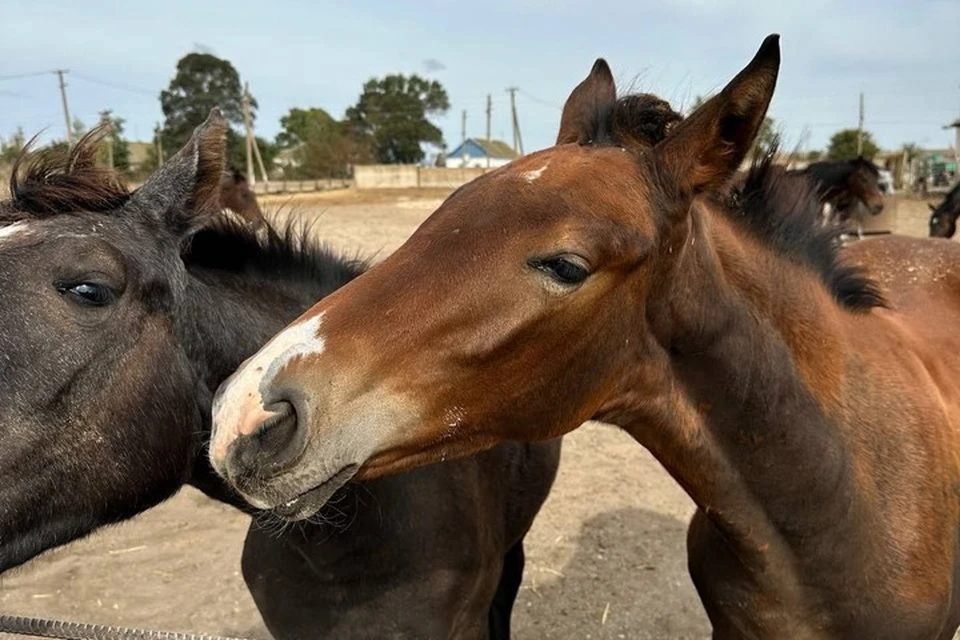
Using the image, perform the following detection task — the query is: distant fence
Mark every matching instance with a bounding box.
[354,165,496,190]
[250,178,352,195]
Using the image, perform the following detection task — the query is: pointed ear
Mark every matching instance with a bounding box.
[556,59,617,145]
[130,109,227,236]
[929,203,937,211]
[654,35,780,195]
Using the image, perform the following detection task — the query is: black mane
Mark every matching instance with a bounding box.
[185,216,367,290]
[579,92,883,312]
[2,127,130,221]
[0,128,362,286]
[798,157,879,192]
[728,151,885,311]
[599,93,684,147]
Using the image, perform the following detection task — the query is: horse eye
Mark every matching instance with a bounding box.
[530,256,591,286]
[57,282,115,307]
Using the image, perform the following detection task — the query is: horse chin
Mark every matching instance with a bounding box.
[266,464,359,522]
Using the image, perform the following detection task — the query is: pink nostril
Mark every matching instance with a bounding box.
[227,401,308,480]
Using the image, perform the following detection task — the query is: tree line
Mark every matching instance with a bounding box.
[1,51,451,180]
[0,58,922,181]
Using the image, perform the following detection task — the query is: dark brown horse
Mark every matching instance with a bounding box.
[219,168,267,230]
[788,157,885,235]
[929,181,960,238]
[0,119,560,639]
[212,36,960,639]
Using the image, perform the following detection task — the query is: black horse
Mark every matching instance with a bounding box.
[789,157,885,235]
[928,181,960,238]
[0,115,560,639]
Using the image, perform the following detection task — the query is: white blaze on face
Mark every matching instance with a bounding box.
[211,312,327,457]
[520,162,550,183]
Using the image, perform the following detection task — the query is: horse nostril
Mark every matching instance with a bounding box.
[229,400,308,480]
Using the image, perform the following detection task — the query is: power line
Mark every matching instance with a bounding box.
[517,89,562,111]
[0,71,52,82]
[70,73,156,97]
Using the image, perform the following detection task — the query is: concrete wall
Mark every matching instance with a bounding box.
[446,157,513,169]
[354,164,497,189]
[419,167,490,188]
[354,165,421,189]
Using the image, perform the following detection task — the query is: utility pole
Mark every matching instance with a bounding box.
[506,87,523,156]
[485,94,492,169]
[55,69,72,146]
[856,92,864,156]
[461,109,467,168]
[154,123,164,166]
[99,110,114,170]
[242,83,270,188]
[242,84,255,184]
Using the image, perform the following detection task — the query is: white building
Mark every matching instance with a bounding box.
[443,138,519,168]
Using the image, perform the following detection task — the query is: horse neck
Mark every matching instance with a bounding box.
[178,233,360,505]
[616,204,857,553]
[180,249,355,390]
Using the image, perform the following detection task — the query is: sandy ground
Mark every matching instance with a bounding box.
[0,190,946,639]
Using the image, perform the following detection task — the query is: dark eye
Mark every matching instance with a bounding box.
[57,282,115,307]
[530,255,591,286]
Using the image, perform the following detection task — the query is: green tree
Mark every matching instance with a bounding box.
[98,110,131,174]
[277,107,372,178]
[345,74,449,164]
[159,52,252,170]
[827,129,879,160]
[806,149,823,162]
[278,107,338,148]
[0,127,26,164]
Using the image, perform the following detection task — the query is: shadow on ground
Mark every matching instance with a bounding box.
[513,507,709,640]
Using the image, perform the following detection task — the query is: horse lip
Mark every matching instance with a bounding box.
[270,464,359,521]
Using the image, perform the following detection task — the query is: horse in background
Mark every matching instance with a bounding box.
[789,156,885,236]
[929,181,960,238]
[220,168,267,230]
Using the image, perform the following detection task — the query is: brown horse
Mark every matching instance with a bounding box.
[787,158,885,236]
[220,168,267,230]
[211,35,960,638]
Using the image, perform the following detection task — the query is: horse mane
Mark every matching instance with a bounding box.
[2,126,130,222]
[581,92,883,312]
[184,215,367,291]
[727,150,885,311]
[0,127,363,288]
[603,93,685,147]
[228,167,247,184]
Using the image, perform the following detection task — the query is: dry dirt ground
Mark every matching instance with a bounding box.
[0,191,945,639]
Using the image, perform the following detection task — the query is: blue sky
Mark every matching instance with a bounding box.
[2,0,958,156]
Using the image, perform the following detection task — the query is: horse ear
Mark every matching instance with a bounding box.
[654,35,780,197]
[929,203,937,211]
[556,59,617,145]
[129,109,227,236]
